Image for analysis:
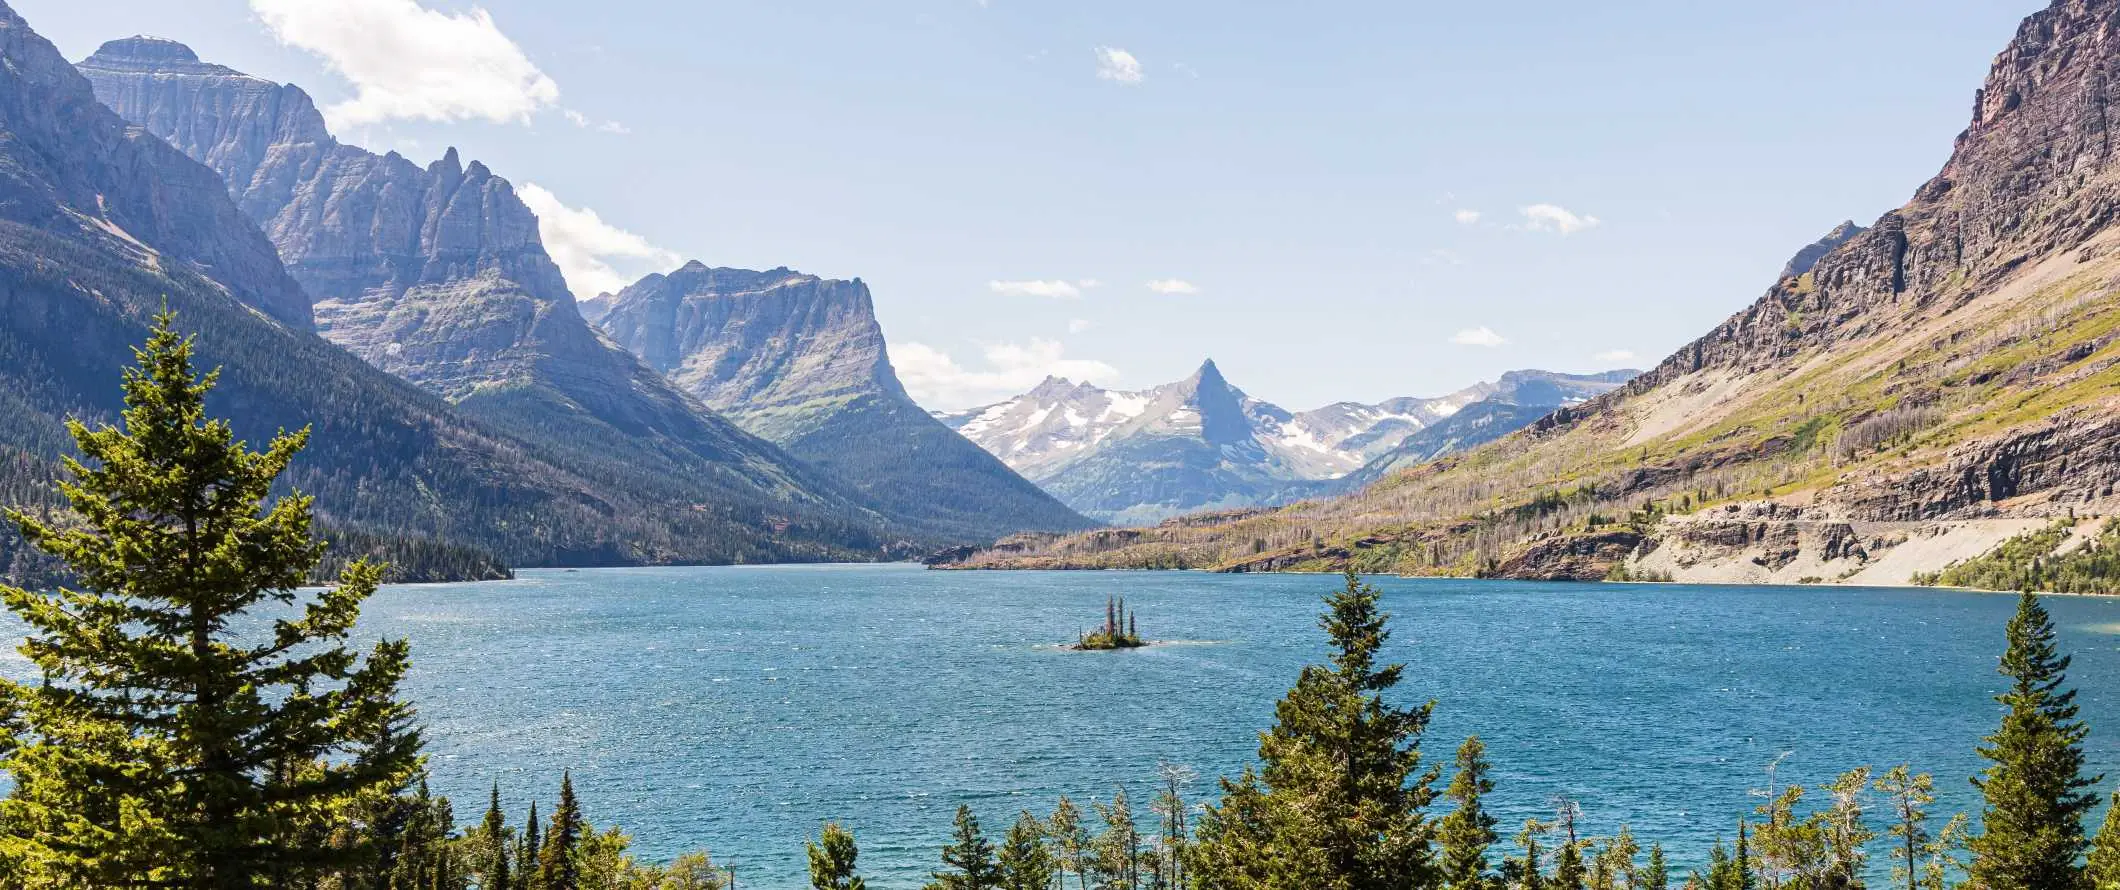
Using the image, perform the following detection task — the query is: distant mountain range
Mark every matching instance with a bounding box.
[941,362,1632,523]
[70,33,1087,554]
[592,264,1091,540]
[939,0,2120,582]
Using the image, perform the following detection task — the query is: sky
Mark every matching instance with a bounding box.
[19,0,2041,411]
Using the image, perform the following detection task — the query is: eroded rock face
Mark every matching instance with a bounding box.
[596,264,1093,539]
[1493,530,1644,581]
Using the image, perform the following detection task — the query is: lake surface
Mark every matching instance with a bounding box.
[13,566,2120,887]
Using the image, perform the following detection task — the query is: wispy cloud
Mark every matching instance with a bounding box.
[990,279,1096,299]
[1146,278,1199,295]
[251,0,561,129]
[1594,349,1637,363]
[1068,318,1093,333]
[894,339,1120,410]
[1453,209,1482,225]
[1519,203,1601,235]
[1450,327,1508,347]
[518,183,681,298]
[1096,47,1143,85]
[562,108,629,133]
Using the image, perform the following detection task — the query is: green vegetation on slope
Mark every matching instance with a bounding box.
[1916,518,2120,594]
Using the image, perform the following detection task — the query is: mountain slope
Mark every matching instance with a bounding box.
[0,2,891,574]
[75,36,909,555]
[944,364,1628,524]
[939,0,2120,579]
[594,264,1091,540]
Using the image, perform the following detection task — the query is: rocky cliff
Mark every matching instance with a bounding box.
[596,264,1091,539]
[0,3,896,572]
[75,37,913,553]
[941,0,2120,579]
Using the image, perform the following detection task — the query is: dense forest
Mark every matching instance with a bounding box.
[1,322,2118,890]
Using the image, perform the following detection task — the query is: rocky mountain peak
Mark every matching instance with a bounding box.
[1778,220,1867,278]
[83,35,211,70]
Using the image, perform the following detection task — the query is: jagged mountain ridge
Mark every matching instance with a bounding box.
[595,264,1092,539]
[74,36,941,553]
[938,0,2120,579]
[0,1,894,573]
[942,362,1630,524]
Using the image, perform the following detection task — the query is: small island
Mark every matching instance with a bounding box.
[1072,595,1147,650]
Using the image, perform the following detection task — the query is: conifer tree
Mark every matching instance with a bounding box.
[1734,822,1755,890]
[809,822,867,890]
[1438,736,1499,890]
[539,772,586,890]
[1968,592,2101,890]
[1552,800,1585,890]
[2090,791,2120,890]
[0,312,417,887]
[1094,789,1141,889]
[1874,767,1933,890]
[1644,844,1668,890]
[1514,819,1548,890]
[929,805,1000,890]
[999,811,1056,890]
[1048,796,1091,890]
[476,783,514,890]
[1189,571,1439,890]
[521,800,542,887]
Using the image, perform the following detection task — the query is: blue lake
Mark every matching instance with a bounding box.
[14,565,2120,887]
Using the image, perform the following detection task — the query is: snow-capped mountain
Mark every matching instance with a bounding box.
[940,362,1633,524]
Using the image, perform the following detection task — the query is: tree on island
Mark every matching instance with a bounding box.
[1076,595,1145,649]
[0,312,418,886]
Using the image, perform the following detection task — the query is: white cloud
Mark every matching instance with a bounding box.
[517,183,681,298]
[1594,349,1637,363]
[1146,278,1199,295]
[1096,47,1143,85]
[251,0,561,129]
[1519,203,1601,235]
[1453,209,1482,225]
[990,279,1089,299]
[1068,318,1093,333]
[561,108,629,133]
[1450,326,1508,347]
[894,339,1121,410]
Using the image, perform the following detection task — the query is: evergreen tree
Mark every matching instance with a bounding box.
[1700,841,1736,890]
[809,821,867,890]
[1874,767,1934,890]
[1514,820,1548,890]
[929,805,1001,890]
[1644,844,1668,890]
[2090,792,2120,890]
[1093,790,1141,890]
[1552,800,1585,890]
[1000,811,1057,890]
[1820,768,1872,889]
[1734,822,1755,890]
[1438,736,1499,890]
[1189,571,1439,890]
[0,312,417,887]
[521,800,541,887]
[1968,592,2101,890]
[475,783,514,890]
[538,772,586,890]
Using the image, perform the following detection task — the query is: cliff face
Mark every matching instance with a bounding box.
[597,264,1092,540]
[0,3,894,571]
[72,34,925,560]
[945,0,2120,580]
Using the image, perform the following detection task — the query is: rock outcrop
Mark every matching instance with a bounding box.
[1779,221,1867,279]
[595,264,1091,540]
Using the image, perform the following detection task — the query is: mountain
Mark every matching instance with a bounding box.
[0,1,895,578]
[1332,370,1636,490]
[942,362,1629,524]
[593,264,1091,539]
[938,0,2120,580]
[1778,220,1867,278]
[75,36,913,556]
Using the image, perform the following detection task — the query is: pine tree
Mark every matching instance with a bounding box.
[0,312,417,887]
[1514,819,1548,890]
[539,772,586,890]
[2089,791,2120,890]
[929,805,1001,890]
[1820,767,1872,889]
[1049,796,1091,890]
[1968,592,2101,890]
[1734,822,1755,890]
[477,783,514,890]
[1874,767,1934,890]
[1552,800,1585,890]
[1644,844,1668,890]
[521,800,542,887]
[1093,789,1141,890]
[1438,736,1500,890]
[1189,571,1439,890]
[809,821,867,890]
[999,811,1057,890]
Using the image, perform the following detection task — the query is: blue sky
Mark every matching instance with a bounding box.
[21,0,2038,410]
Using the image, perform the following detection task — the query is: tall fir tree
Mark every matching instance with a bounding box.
[0,312,417,887]
[998,811,1056,890]
[1874,766,1934,890]
[1189,571,1439,890]
[477,783,514,890]
[539,772,586,890]
[521,800,542,888]
[1048,796,1091,890]
[928,805,1000,890]
[1551,800,1585,890]
[1968,592,2101,890]
[1643,844,1668,890]
[808,822,867,890]
[1438,736,1499,890]
[2090,791,2120,890]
